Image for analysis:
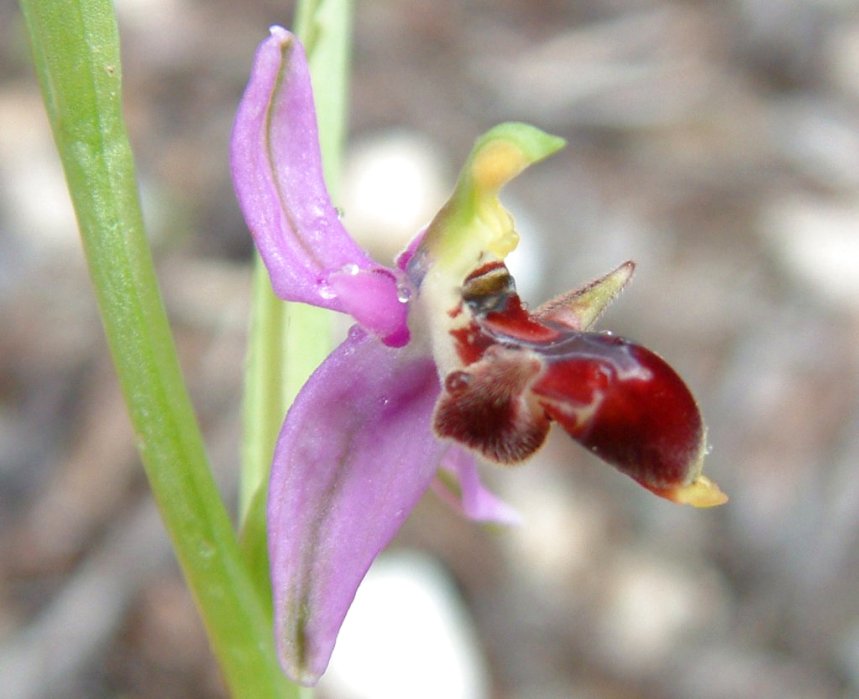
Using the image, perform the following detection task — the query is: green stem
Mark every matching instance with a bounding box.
[19,1,292,696]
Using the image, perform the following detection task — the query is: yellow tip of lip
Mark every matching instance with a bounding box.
[472,141,527,192]
[668,475,729,508]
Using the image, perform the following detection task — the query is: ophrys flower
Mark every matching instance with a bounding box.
[231,26,726,686]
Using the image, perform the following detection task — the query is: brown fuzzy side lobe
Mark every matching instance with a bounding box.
[434,347,550,463]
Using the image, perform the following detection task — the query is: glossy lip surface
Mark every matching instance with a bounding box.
[434,259,723,507]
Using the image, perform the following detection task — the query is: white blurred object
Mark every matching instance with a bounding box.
[506,467,608,591]
[503,200,545,304]
[114,0,198,65]
[760,195,859,309]
[594,550,729,675]
[342,130,449,262]
[828,18,859,99]
[0,90,78,255]
[320,550,490,699]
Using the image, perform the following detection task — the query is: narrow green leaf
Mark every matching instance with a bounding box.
[19,0,293,695]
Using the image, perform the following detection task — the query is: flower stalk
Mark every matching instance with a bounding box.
[18,0,314,695]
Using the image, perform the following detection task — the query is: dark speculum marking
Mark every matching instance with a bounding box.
[461,261,516,315]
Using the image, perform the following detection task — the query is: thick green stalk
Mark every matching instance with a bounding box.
[295,0,353,188]
[19,1,292,696]
[239,0,352,534]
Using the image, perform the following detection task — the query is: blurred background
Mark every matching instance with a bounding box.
[2,0,859,697]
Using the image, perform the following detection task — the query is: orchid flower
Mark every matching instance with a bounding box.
[231,26,727,686]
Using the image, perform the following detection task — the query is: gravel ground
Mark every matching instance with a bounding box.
[2,1,859,697]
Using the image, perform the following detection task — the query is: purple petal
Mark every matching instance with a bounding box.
[267,327,445,684]
[432,446,522,525]
[231,27,407,343]
[327,267,410,347]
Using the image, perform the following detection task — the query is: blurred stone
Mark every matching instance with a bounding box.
[827,18,859,98]
[342,130,449,263]
[593,550,730,676]
[505,469,610,594]
[760,194,859,309]
[837,623,859,693]
[320,550,490,699]
[769,97,859,190]
[0,89,77,257]
[666,642,842,699]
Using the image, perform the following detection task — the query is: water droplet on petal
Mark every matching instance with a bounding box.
[319,285,337,300]
[341,262,360,276]
[396,283,413,303]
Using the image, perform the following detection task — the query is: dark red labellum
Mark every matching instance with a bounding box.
[530,333,704,491]
[435,261,714,503]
